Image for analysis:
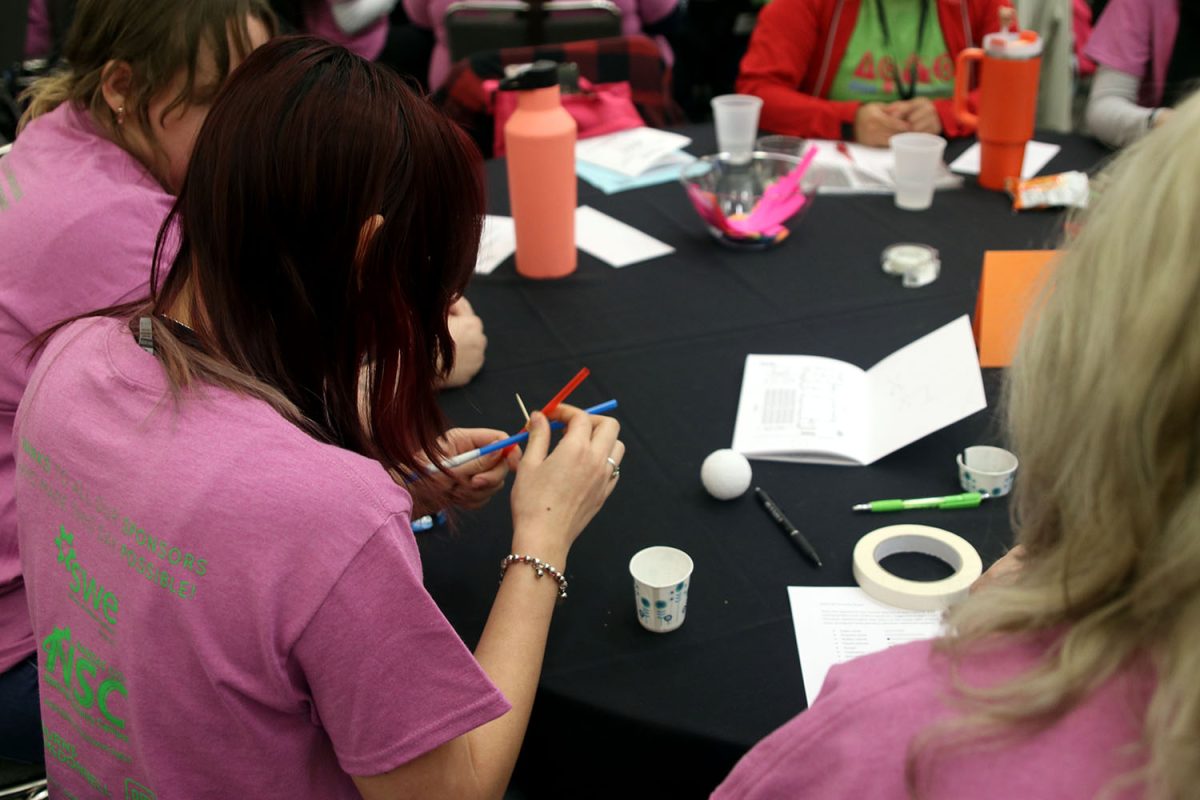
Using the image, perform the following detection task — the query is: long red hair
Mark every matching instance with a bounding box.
[146,36,485,483]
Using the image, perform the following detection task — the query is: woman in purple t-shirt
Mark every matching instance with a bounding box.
[0,0,275,765]
[17,36,625,798]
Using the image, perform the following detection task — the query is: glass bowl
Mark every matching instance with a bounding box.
[679,151,819,251]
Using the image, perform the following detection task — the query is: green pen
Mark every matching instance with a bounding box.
[851,492,989,512]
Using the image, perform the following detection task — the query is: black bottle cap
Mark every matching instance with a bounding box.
[498,60,559,91]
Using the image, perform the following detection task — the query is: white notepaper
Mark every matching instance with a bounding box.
[788,586,942,703]
[949,140,1061,179]
[731,316,986,465]
[475,215,515,274]
[804,140,963,195]
[574,206,674,268]
[576,127,693,178]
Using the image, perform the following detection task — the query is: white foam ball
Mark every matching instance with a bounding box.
[701,449,752,500]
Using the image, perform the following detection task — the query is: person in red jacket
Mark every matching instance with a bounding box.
[737,0,1011,146]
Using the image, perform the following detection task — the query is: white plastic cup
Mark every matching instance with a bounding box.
[712,94,763,165]
[890,132,947,211]
[629,546,693,633]
[957,446,1019,497]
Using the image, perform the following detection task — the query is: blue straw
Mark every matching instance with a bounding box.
[423,399,619,475]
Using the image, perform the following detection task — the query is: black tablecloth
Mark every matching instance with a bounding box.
[421,129,1110,798]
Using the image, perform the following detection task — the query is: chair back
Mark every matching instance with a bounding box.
[445,0,622,63]
[0,765,47,800]
[435,34,684,158]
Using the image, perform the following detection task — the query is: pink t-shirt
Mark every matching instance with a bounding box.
[0,103,174,676]
[404,0,678,90]
[304,0,390,61]
[15,317,510,797]
[1085,0,1180,107]
[713,638,1152,799]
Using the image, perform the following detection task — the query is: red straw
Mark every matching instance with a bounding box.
[502,367,590,454]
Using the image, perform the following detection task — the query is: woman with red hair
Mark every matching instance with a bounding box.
[15,36,623,798]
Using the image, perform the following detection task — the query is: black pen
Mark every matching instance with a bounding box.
[754,487,822,568]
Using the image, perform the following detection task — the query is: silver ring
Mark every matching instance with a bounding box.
[606,456,621,480]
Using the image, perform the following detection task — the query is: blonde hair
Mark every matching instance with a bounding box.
[20,0,275,153]
[911,92,1200,798]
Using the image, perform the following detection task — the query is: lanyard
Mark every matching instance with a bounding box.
[873,0,930,100]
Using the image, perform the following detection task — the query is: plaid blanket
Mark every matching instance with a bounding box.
[435,34,684,158]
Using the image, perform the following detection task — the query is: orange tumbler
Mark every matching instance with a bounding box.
[953,31,1043,191]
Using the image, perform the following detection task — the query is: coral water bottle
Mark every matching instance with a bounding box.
[501,61,577,279]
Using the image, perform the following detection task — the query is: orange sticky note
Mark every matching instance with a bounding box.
[974,250,1059,367]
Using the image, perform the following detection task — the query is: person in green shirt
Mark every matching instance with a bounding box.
[828,0,955,143]
[738,0,1010,146]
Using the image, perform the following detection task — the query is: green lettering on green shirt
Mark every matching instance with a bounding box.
[829,0,956,103]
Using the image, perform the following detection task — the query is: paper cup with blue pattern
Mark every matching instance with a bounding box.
[957,445,1019,497]
[630,546,693,634]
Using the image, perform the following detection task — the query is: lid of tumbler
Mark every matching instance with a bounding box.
[983,30,1044,59]
[498,60,559,91]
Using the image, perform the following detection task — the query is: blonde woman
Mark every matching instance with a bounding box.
[0,0,274,763]
[713,91,1200,800]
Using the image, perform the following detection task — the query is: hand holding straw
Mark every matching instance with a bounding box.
[420,399,619,476]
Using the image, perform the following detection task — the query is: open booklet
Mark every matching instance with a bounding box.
[730,316,986,465]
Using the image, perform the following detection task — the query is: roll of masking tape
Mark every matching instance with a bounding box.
[852,525,983,611]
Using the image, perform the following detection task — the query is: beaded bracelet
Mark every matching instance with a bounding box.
[500,554,568,600]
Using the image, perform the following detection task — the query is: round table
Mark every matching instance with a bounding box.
[420,128,1110,798]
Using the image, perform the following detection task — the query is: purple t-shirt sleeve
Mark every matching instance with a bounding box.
[293,514,510,776]
[1084,0,1153,78]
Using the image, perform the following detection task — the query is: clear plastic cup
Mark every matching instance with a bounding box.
[890,132,947,211]
[711,94,763,165]
[754,134,806,158]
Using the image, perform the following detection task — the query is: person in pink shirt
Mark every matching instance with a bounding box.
[714,92,1200,800]
[405,0,680,91]
[16,36,625,798]
[0,0,275,764]
[1085,0,1196,147]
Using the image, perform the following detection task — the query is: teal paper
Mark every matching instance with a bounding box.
[576,156,696,195]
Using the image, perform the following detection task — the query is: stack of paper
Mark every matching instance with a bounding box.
[474,207,673,273]
[804,139,962,195]
[949,140,1061,180]
[575,127,696,194]
[788,586,943,703]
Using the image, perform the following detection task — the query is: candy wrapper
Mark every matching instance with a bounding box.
[1007,171,1089,211]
